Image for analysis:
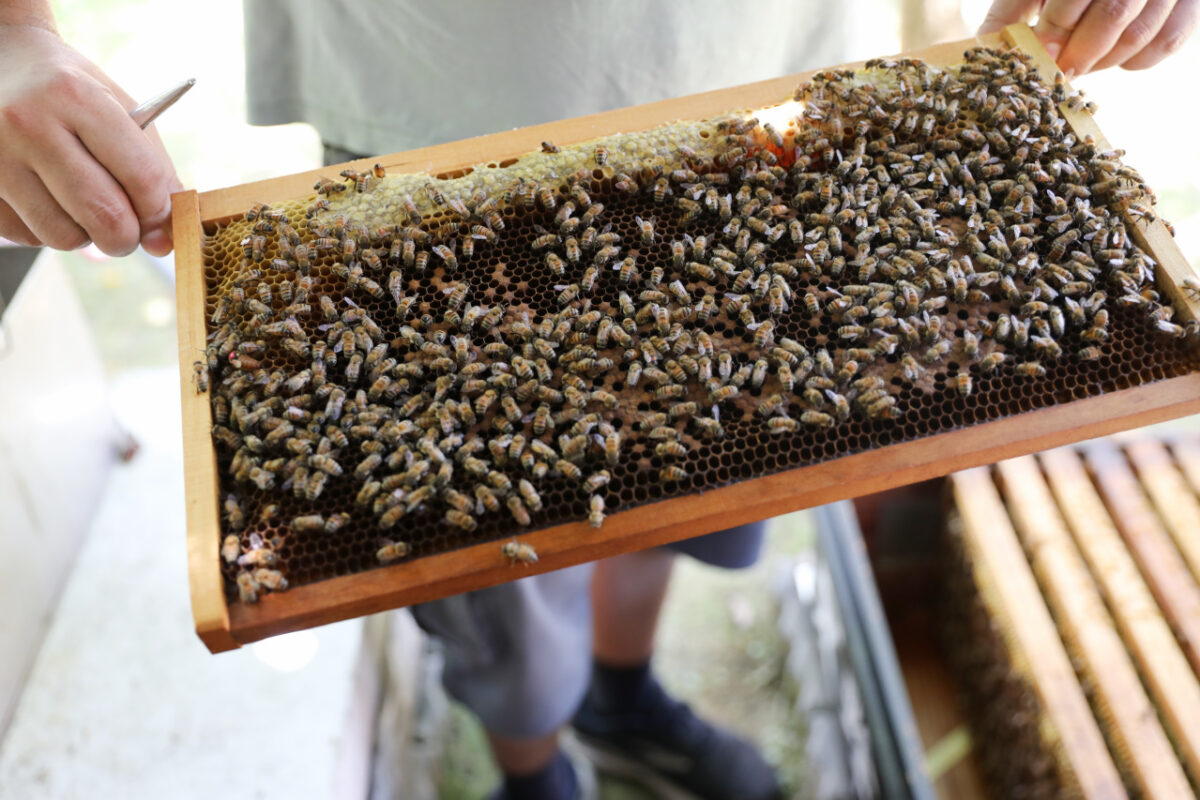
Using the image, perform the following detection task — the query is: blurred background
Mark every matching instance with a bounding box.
[0,1,1197,799]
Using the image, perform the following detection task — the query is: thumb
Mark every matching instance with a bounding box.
[140,172,185,257]
[978,0,1044,33]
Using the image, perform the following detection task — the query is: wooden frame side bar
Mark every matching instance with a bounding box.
[996,456,1192,798]
[174,189,238,653]
[950,467,1126,800]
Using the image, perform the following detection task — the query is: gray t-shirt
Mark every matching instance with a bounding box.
[244,0,848,156]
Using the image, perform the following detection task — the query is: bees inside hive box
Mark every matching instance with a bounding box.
[194,43,1200,609]
[943,448,1200,799]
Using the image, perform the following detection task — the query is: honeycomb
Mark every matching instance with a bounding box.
[199,46,1200,604]
[941,510,1079,799]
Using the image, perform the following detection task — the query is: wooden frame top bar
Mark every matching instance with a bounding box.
[174,24,1200,652]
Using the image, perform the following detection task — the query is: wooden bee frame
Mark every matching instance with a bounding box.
[175,24,1200,653]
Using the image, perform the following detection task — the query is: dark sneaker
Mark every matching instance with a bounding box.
[488,742,598,800]
[571,675,782,800]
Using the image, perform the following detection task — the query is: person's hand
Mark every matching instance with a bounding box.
[979,0,1198,74]
[0,22,183,256]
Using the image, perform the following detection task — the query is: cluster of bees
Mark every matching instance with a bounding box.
[942,519,1069,797]
[200,45,1185,603]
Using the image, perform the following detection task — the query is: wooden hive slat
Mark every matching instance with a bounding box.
[174,24,1200,650]
[949,467,1127,800]
[995,456,1194,798]
[1040,445,1200,784]
[1126,438,1200,583]
[1171,438,1200,497]
[1083,440,1200,675]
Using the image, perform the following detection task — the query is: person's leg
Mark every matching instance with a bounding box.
[487,731,563,776]
[574,523,781,800]
[591,548,676,667]
[410,564,598,800]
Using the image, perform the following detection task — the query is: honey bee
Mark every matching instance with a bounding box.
[588,495,606,528]
[237,572,260,603]
[506,478,541,513]
[579,470,610,492]
[377,539,410,563]
[224,494,245,531]
[431,243,458,272]
[314,177,346,197]
[292,514,326,533]
[444,509,478,532]
[537,183,559,209]
[221,534,241,563]
[766,415,802,435]
[631,214,656,244]
[503,539,539,564]
[659,466,688,482]
[801,409,835,428]
[500,493,531,526]
[948,374,973,396]
[1015,361,1046,378]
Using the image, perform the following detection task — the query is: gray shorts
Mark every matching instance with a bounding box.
[410,523,765,738]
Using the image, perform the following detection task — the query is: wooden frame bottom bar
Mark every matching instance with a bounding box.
[221,372,1200,648]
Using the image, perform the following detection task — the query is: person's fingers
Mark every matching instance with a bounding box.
[1060,0,1152,73]
[1036,0,1100,59]
[0,198,40,247]
[1122,0,1199,67]
[64,77,179,253]
[140,225,174,257]
[0,166,89,250]
[25,124,143,256]
[1090,0,1176,68]
[978,0,1045,32]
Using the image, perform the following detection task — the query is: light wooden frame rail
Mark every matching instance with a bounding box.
[174,24,1200,652]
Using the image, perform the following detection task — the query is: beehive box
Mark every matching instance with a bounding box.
[175,24,1200,652]
[945,441,1200,799]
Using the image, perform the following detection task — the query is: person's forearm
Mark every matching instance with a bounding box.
[0,1,57,32]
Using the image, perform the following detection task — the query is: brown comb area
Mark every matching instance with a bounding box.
[941,511,1078,797]
[201,47,1200,604]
